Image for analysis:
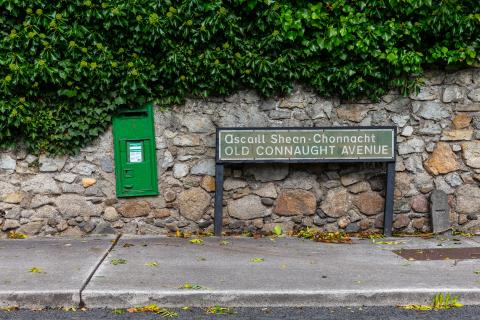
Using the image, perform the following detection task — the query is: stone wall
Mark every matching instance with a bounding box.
[1,69,480,237]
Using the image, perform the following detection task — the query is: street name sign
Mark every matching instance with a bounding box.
[213,126,397,237]
[217,128,395,162]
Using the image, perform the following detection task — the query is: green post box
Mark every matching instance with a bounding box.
[112,102,158,197]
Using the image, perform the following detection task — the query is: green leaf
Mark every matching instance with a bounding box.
[179,282,203,290]
[28,267,43,273]
[111,258,127,265]
[273,225,282,236]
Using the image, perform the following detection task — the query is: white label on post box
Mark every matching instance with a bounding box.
[128,142,143,163]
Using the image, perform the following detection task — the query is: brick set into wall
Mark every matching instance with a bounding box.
[1,69,480,237]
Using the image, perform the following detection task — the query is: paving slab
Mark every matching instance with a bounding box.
[0,236,114,308]
[83,236,480,308]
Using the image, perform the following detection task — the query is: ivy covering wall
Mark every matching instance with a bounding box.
[1,0,479,154]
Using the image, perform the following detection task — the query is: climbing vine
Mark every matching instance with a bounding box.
[1,0,479,154]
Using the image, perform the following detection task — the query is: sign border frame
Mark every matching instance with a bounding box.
[216,126,397,164]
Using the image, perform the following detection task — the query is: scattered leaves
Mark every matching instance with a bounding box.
[30,307,46,311]
[127,304,178,318]
[452,230,475,238]
[189,238,203,244]
[123,243,134,248]
[242,230,254,237]
[295,227,317,239]
[145,261,159,267]
[250,257,264,263]
[7,231,27,239]
[474,269,480,275]
[181,306,191,311]
[400,304,433,311]
[113,309,126,314]
[179,282,203,290]
[62,306,77,312]
[205,306,234,315]
[295,228,352,243]
[174,230,192,238]
[314,232,351,244]
[199,231,214,237]
[372,240,405,245]
[111,258,127,265]
[392,232,434,239]
[367,234,384,240]
[351,231,383,239]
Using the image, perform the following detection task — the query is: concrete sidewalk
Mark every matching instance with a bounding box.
[0,236,116,308]
[2,235,480,308]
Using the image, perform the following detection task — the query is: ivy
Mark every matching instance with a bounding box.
[1,0,479,154]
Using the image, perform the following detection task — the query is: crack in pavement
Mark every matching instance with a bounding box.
[78,234,122,307]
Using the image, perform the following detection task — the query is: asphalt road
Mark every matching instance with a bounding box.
[2,306,480,320]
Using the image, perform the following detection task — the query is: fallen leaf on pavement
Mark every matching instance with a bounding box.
[190,238,203,244]
[372,240,405,245]
[111,258,127,265]
[205,306,234,314]
[179,282,203,290]
[62,306,77,312]
[127,304,178,318]
[145,261,158,267]
[0,306,18,312]
[28,267,43,273]
[113,309,126,314]
[250,257,264,263]
[7,231,27,239]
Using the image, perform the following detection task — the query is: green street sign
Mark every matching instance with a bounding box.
[217,127,395,162]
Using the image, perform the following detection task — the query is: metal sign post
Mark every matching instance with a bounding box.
[214,127,397,237]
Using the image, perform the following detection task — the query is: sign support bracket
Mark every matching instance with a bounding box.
[383,162,395,237]
[214,164,224,236]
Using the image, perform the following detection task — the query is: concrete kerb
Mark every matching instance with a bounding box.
[0,290,79,309]
[81,288,480,308]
